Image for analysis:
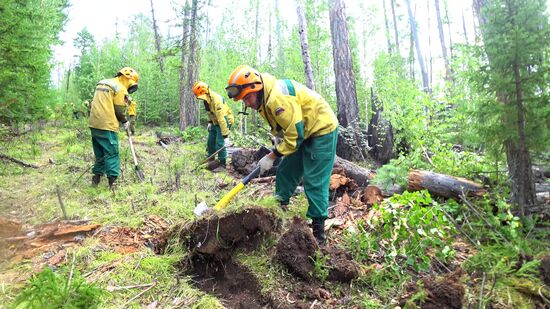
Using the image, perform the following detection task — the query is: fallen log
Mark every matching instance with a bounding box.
[408,169,486,199]
[333,156,375,187]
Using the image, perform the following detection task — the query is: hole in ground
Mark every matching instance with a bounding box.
[177,207,281,308]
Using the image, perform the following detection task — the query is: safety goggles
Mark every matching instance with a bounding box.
[225,83,259,99]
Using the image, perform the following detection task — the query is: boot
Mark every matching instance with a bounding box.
[312,218,326,246]
[279,201,289,211]
[108,176,117,190]
[92,174,101,187]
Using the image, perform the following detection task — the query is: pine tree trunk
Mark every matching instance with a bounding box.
[404,0,430,93]
[382,0,393,54]
[296,0,316,91]
[149,0,164,73]
[178,1,190,131]
[435,0,452,82]
[329,0,367,160]
[390,0,400,53]
[185,0,199,127]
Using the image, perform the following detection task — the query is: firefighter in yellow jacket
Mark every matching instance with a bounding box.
[126,96,137,135]
[226,65,338,245]
[89,67,139,189]
[192,81,234,169]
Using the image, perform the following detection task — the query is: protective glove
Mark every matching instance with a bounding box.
[224,137,233,148]
[207,123,212,131]
[258,154,275,175]
[122,121,130,131]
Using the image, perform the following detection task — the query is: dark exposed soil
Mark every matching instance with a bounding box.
[275,217,318,281]
[323,246,360,283]
[275,217,360,283]
[178,207,281,308]
[541,255,550,286]
[401,269,465,309]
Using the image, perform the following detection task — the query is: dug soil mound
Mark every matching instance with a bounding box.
[178,207,281,308]
[401,269,465,308]
[275,217,360,283]
[275,217,318,281]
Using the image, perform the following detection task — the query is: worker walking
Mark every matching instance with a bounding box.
[192,81,234,170]
[126,96,137,135]
[226,65,338,245]
[88,67,139,189]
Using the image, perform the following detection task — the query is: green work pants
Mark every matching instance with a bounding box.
[91,128,120,177]
[275,128,338,220]
[207,118,230,165]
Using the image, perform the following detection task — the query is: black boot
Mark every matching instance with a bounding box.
[92,174,101,187]
[312,218,326,246]
[108,176,117,190]
[279,201,289,211]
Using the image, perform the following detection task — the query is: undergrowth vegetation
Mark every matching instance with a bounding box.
[1,120,548,308]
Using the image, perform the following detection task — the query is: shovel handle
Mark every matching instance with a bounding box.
[126,128,139,166]
[213,166,261,211]
[214,182,245,210]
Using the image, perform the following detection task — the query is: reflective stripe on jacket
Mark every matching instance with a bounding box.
[258,73,338,156]
[88,78,128,131]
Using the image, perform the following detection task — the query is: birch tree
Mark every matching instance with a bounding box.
[404,0,430,93]
[296,0,315,90]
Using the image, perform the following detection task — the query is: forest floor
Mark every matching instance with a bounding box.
[0,120,549,308]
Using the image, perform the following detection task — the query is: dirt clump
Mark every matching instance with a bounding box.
[275,217,318,281]
[400,269,465,309]
[323,246,360,283]
[97,215,168,254]
[178,207,281,309]
[275,218,360,283]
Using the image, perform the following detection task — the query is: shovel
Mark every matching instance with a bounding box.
[192,146,226,172]
[194,165,261,216]
[126,128,145,181]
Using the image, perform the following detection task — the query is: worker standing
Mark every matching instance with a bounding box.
[88,67,139,189]
[226,65,338,245]
[192,81,234,170]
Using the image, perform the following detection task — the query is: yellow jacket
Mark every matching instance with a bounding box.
[199,90,234,137]
[258,73,338,156]
[88,77,128,131]
[127,99,137,116]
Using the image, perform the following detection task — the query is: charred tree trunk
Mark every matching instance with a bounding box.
[404,0,430,93]
[434,0,453,82]
[329,0,367,160]
[367,89,394,164]
[149,0,165,73]
[296,0,316,91]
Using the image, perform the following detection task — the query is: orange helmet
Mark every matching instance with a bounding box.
[117,67,139,93]
[226,65,263,101]
[192,81,209,100]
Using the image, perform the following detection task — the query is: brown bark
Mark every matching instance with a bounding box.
[329,0,367,160]
[178,0,199,130]
[178,1,190,131]
[407,169,486,199]
[333,156,375,187]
